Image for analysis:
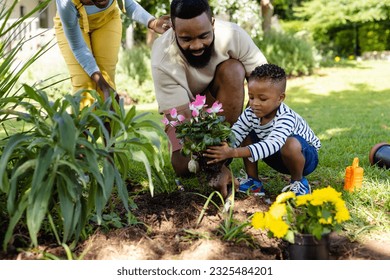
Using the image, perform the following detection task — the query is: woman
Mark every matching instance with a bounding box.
[54,0,170,107]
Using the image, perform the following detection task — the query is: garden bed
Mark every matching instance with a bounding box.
[3,191,389,260]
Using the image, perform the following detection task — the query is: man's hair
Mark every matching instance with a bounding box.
[170,0,212,27]
[249,64,287,92]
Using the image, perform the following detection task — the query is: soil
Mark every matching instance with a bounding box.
[3,190,389,260]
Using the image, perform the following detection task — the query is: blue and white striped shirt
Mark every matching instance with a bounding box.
[232,103,321,162]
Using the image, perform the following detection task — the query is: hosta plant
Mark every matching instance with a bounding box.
[0,86,167,250]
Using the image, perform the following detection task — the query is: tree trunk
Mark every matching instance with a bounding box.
[260,0,274,34]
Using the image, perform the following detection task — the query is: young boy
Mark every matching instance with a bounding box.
[203,64,321,196]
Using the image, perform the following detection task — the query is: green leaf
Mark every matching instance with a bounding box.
[53,112,78,156]
[0,134,31,193]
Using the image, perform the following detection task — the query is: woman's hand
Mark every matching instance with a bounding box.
[203,142,234,164]
[91,71,116,101]
[148,15,171,34]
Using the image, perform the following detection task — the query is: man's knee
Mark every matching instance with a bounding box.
[214,59,245,84]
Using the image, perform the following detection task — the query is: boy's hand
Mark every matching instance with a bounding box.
[203,142,233,164]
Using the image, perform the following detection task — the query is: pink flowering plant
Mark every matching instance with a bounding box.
[162,95,235,157]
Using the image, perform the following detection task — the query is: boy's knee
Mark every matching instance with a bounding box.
[281,137,302,157]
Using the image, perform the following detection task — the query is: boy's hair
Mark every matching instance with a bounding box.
[170,0,212,27]
[249,64,287,92]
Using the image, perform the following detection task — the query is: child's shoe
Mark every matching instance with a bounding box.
[238,170,265,196]
[282,177,311,196]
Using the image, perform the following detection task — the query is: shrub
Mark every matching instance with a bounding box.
[255,30,317,77]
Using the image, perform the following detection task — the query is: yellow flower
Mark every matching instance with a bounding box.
[268,216,289,238]
[251,186,350,242]
[311,186,341,206]
[335,201,350,223]
[275,191,295,204]
[335,56,341,62]
[296,194,311,206]
[268,203,287,219]
[319,217,333,224]
[251,212,267,229]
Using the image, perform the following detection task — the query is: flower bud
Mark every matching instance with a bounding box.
[188,159,200,173]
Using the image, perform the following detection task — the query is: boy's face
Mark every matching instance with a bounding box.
[248,79,285,120]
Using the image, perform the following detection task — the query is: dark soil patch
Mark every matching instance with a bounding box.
[2,191,390,260]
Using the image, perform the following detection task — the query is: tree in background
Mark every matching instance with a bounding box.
[294,0,390,56]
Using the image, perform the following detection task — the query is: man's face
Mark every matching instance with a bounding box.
[91,0,110,9]
[173,12,215,68]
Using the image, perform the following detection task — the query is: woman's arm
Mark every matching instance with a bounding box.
[125,0,171,34]
[56,0,99,76]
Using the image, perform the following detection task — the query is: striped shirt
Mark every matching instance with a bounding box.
[232,103,321,162]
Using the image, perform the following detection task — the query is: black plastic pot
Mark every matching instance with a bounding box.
[288,233,330,260]
[369,142,390,169]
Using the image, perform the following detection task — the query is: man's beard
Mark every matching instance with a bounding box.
[177,37,215,69]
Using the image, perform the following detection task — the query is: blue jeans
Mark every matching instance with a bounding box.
[250,133,319,176]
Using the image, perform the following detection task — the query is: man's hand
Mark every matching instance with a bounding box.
[203,142,234,164]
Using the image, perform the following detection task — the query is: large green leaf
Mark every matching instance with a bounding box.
[0,134,32,193]
[27,147,56,246]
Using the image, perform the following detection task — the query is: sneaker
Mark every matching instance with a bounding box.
[238,170,265,196]
[282,177,311,196]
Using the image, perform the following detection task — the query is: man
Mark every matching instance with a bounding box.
[151,0,267,196]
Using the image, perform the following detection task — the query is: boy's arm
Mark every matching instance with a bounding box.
[203,142,252,164]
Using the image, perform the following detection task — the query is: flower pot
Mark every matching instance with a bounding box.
[288,233,330,260]
[195,154,231,198]
[369,142,390,169]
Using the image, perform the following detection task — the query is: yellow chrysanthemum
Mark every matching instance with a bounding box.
[251,212,267,229]
[268,217,289,238]
[296,194,311,206]
[311,186,341,206]
[268,203,287,219]
[275,191,295,204]
[319,217,333,224]
[335,201,350,223]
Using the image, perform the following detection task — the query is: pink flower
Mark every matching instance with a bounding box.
[170,120,179,127]
[161,116,170,126]
[189,94,206,111]
[177,114,185,122]
[169,108,178,118]
[206,101,223,114]
[192,109,200,118]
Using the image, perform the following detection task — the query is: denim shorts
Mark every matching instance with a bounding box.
[250,132,319,176]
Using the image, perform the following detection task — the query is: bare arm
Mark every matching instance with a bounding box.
[203,142,252,164]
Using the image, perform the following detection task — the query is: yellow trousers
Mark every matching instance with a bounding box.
[54,1,122,108]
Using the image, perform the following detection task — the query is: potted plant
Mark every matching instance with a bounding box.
[162,94,235,172]
[251,186,351,259]
[162,95,235,193]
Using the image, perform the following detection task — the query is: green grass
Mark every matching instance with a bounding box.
[135,61,390,242]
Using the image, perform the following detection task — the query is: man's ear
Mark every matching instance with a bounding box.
[211,17,215,27]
